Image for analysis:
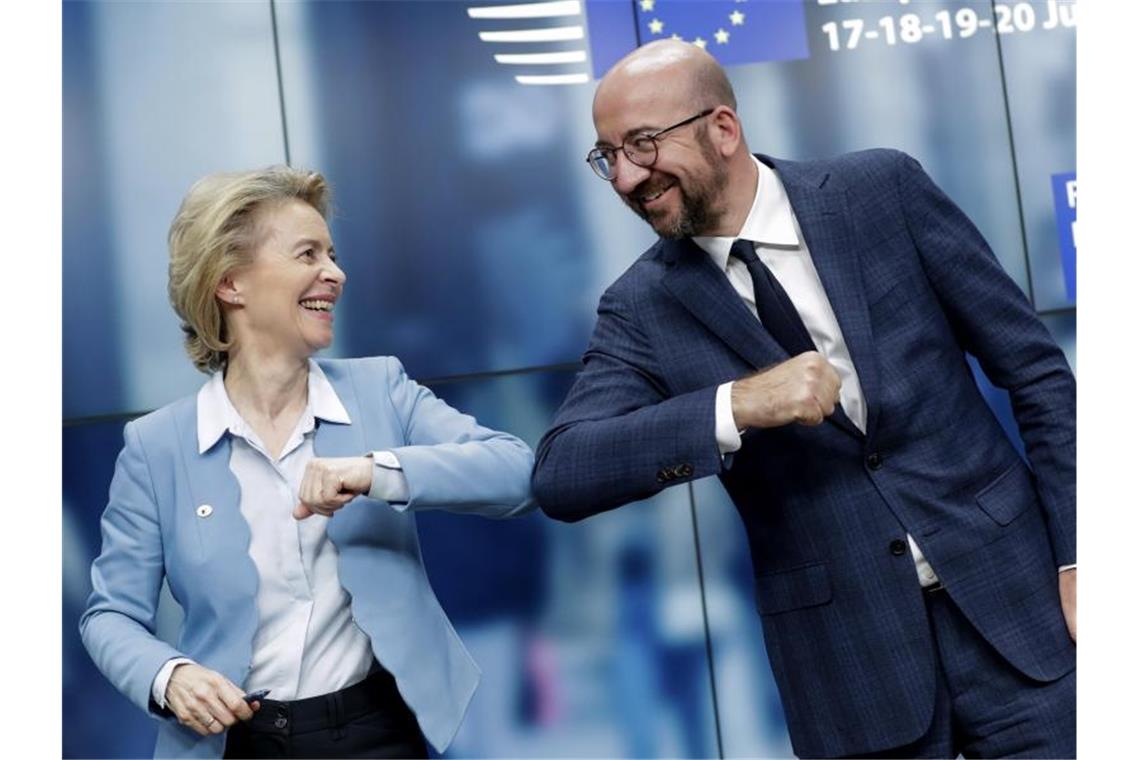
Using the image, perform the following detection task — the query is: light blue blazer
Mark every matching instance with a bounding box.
[80,356,535,758]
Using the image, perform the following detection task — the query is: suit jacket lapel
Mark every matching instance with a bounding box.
[772,157,880,441]
[661,236,789,371]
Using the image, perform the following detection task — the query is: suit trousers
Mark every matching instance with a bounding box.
[844,587,1076,759]
[223,667,428,759]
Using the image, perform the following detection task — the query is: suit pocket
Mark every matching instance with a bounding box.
[975,461,1035,526]
[754,561,832,615]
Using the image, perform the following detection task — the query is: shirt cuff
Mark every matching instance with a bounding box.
[1058,564,1076,573]
[715,382,743,455]
[367,450,410,504]
[152,657,195,709]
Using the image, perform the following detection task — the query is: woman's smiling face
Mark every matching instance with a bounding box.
[222,198,346,360]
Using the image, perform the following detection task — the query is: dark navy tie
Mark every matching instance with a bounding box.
[729,238,815,356]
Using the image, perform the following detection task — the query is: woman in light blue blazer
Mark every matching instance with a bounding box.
[80,167,535,759]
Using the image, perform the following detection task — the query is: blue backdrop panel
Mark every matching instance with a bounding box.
[62,0,286,419]
[1000,1,1077,309]
[274,0,600,380]
[63,420,159,759]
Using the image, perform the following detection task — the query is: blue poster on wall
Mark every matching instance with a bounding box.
[586,0,811,79]
[1051,171,1076,303]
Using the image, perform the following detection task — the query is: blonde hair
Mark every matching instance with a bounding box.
[167,166,330,373]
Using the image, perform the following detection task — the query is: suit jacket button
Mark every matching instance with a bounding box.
[676,463,693,477]
[657,470,670,483]
[890,539,907,556]
[866,452,883,470]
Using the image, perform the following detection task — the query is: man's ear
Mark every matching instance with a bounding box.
[709,106,742,157]
[216,274,243,306]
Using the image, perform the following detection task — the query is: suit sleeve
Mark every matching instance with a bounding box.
[532,282,724,522]
[379,357,535,518]
[897,151,1076,566]
[79,421,185,718]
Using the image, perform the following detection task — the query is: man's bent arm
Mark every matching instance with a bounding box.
[533,285,724,520]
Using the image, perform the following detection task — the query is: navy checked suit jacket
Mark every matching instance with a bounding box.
[533,150,1076,757]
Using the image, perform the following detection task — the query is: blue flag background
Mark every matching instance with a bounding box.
[586,0,810,79]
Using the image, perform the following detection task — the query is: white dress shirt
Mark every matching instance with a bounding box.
[693,156,941,588]
[151,360,410,707]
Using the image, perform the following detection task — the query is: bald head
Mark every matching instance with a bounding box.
[589,40,756,239]
[594,39,737,120]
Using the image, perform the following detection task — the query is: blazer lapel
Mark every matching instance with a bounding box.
[661,236,789,370]
[312,411,366,460]
[313,370,384,545]
[175,400,259,608]
[773,157,881,442]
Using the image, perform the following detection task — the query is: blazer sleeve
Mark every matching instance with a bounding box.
[532,281,724,522]
[78,420,185,718]
[897,151,1076,566]
[380,357,535,518]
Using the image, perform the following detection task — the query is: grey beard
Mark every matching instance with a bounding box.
[654,191,715,239]
[643,182,722,239]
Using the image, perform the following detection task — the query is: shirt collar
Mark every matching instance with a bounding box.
[196,358,351,454]
[692,155,801,273]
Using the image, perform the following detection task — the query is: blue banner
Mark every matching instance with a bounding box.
[1051,171,1076,303]
[586,0,810,79]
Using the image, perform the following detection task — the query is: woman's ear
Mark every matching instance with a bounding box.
[216,275,243,306]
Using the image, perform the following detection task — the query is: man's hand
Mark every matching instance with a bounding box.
[294,456,374,520]
[1059,567,1076,642]
[165,663,256,736]
[731,351,843,429]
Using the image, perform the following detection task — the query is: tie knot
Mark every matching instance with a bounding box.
[729,238,759,265]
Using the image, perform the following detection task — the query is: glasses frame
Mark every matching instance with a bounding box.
[586,108,716,181]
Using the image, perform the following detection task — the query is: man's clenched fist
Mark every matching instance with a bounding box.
[731,351,843,429]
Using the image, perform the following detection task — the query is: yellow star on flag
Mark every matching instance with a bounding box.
[730,10,745,26]
[671,33,683,41]
[648,18,664,35]
[640,0,655,11]
[714,28,730,44]
[693,36,707,49]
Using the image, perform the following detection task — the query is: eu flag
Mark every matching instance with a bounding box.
[585,0,810,80]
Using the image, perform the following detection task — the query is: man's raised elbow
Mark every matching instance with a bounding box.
[531,462,586,523]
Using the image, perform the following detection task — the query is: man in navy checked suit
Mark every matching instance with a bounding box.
[533,40,1075,758]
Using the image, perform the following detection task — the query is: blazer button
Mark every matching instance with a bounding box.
[675,463,693,478]
[656,470,670,483]
[890,539,908,556]
[866,452,883,470]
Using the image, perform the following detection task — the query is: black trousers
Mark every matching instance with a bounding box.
[223,668,428,759]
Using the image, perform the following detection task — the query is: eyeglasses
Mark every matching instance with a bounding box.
[586,108,715,181]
